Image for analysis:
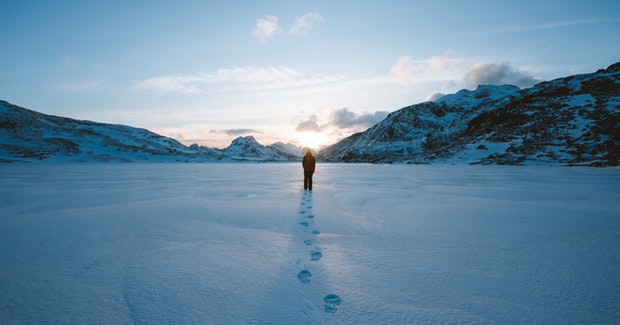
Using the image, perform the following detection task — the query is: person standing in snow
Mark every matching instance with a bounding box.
[302,149,316,191]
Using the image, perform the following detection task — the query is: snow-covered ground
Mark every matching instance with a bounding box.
[1,163,619,324]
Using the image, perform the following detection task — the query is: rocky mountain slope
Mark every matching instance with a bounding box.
[0,101,303,163]
[319,62,620,166]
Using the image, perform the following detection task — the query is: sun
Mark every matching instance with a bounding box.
[295,131,330,150]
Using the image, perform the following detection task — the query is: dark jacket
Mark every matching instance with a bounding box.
[302,153,316,172]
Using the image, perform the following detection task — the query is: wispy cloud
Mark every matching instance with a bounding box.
[390,56,416,85]
[133,66,344,94]
[485,19,599,34]
[389,52,463,85]
[214,66,300,83]
[132,75,205,93]
[252,15,281,41]
[212,128,262,136]
[290,12,324,35]
[252,12,323,41]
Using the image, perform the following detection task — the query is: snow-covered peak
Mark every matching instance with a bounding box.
[228,135,260,148]
[221,136,304,161]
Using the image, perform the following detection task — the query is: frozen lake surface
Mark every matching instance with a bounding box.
[1,163,619,324]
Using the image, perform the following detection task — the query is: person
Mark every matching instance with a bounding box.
[302,149,316,191]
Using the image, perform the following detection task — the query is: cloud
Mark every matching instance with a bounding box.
[252,15,281,41]
[464,62,540,88]
[224,128,261,136]
[214,66,300,83]
[133,65,344,94]
[295,115,323,132]
[209,128,262,135]
[296,108,388,134]
[290,12,324,35]
[330,108,388,129]
[133,75,205,93]
[428,56,449,72]
[132,66,298,93]
[486,19,599,35]
[390,56,416,85]
[389,52,462,86]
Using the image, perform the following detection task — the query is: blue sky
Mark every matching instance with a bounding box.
[1,0,618,148]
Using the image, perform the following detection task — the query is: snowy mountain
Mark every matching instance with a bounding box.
[320,62,620,166]
[0,101,303,163]
[192,135,305,162]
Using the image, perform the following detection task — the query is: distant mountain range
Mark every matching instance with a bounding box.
[0,101,303,163]
[1,62,618,165]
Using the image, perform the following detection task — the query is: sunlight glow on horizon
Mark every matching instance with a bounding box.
[294,131,332,150]
[156,124,342,150]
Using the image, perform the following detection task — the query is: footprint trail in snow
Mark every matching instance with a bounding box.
[296,190,342,313]
[323,294,343,314]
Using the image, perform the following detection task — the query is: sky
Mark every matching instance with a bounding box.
[1,0,619,149]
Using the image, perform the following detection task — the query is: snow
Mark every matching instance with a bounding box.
[434,84,520,109]
[1,163,619,324]
[447,141,513,164]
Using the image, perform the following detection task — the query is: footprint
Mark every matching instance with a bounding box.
[304,239,313,246]
[300,211,306,214]
[312,230,320,235]
[299,221,310,227]
[305,214,314,219]
[297,270,312,284]
[323,294,342,313]
[310,250,322,261]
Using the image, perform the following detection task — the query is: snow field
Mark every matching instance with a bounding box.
[0,163,619,324]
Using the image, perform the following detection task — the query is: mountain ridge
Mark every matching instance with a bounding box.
[318,62,620,166]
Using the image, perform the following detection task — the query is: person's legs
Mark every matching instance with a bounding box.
[307,171,313,191]
[304,171,314,190]
[304,171,309,190]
